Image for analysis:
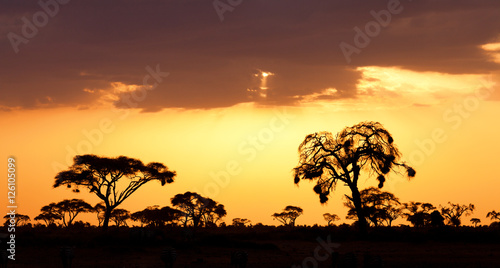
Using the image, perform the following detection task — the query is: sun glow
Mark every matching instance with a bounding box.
[262,72,273,77]
[247,70,276,99]
[481,42,500,63]
[481,42,500,51]
[356,66,492,106]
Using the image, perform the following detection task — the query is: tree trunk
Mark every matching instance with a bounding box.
[350,186,368,236]
[193,216,200,229]
[102,207,112,231]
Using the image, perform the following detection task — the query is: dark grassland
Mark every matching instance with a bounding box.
[4,225,500,267]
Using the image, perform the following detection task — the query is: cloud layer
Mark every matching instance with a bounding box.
[1,0,499,111]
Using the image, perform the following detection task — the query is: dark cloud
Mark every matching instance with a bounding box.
[0,0,499,111]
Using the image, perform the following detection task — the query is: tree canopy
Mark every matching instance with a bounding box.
[54,199,92,227]
[110,208,130,227]
[53,154,176,230]
[35,204,62,226]
[323,213,340,226]
[3,214,30,227]
[470,218,481,227]
[344,187,401,227]
[232,218,251,227]
[171,191,226,228]
[403,201,436,227]
[272,206,303,227]
[440,202,475,227]
[487,210,500,222]
[293,121,415,234]
[131,205,183,227]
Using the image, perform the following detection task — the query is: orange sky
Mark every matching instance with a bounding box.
[1,67,499,226]
[1,1,500,227]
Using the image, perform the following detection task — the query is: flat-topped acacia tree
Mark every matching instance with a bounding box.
[54,154,176,230]
[37,199,93,227]
[272,206,303,227]
[293,121,415,235]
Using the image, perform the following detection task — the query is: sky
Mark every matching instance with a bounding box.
[1,0,500,226]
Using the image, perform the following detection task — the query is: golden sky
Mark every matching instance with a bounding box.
[1,0,500,226]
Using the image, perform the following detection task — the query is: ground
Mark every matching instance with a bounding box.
[4,225,500,267]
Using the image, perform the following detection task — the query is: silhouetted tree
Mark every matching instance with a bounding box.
[272,206,303,227]
[486,210,500,222]
[53,154,176,230]
[323,213,340,226]
[232,218,251,227]
[36,200,92,227]
[384,205,404,227]
[344,187,401,227]
[34,213,59,226]
[171,191,225,228]
[293,122,415,234]
[35,203,63,226]
[131,205,161,227]
[200,199,227,227]
[131,205,182,227]
[430,210,445,227]
[110,208,130,227]
[470,218,481,227]
[131,210,148,227]
[440,202,475,227]
[3,214,30,227]
[403,202,435,227]
[160,206,184,226]
[55,199,93,227]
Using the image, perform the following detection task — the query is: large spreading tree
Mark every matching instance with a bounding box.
[54,154,176,230]
[293,121,415,234]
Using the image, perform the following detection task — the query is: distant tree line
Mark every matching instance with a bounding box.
[11,193,498,229]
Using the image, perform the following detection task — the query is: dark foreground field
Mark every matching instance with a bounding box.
[5,225,500,267]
